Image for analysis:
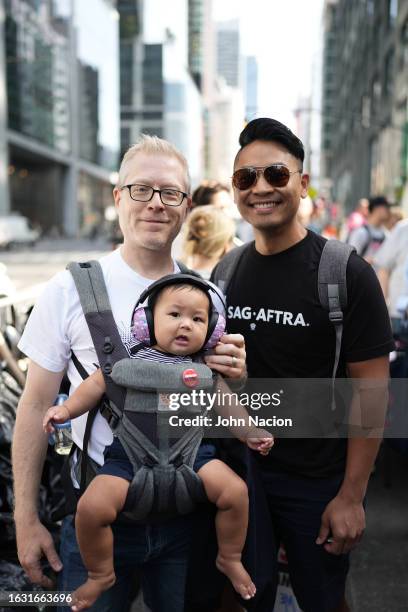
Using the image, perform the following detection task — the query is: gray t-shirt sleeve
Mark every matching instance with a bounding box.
[347,226,369,255]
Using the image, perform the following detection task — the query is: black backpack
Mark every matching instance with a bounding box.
[211,239,355,410]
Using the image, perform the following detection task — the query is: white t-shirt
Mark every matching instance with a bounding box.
[373,219,408,317]
[18,248,225,465]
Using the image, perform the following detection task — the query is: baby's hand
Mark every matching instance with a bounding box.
[43,404,70,434]
[246,429,274,455]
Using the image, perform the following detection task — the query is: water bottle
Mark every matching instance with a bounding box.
[52,393,72,455]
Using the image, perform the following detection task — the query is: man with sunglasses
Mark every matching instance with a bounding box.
[211,118,393,612]
[13,135,246,612]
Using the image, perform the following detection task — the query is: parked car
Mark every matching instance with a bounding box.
[0,214,40,249]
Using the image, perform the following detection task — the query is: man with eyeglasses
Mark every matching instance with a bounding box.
[13,135,246,612]
[209,118,393,612]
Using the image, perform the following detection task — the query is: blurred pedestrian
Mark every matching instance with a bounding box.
[374,218,408,322]
[345,198,369,233]
[374,219,408,456]
[181,205,236,279]
[192,181,253,244]
[384,208,404,232]
[192,181,232,210]
[347,196,391,264]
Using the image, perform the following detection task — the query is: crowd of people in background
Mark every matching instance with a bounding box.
[181,178,408,398]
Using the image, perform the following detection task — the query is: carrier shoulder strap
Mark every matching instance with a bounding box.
[211,242,253,293]
[67,261,128,410]
[176,260,202,277]
[68,261,129,492]
[318,239,355,409]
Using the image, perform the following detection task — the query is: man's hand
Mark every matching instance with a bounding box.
[316,493,365,555]
[12,361,65,587]
[204,333,247,379]
[16,517,63,587]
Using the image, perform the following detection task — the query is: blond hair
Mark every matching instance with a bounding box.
[118,134,191,191]
[182,205,235,260]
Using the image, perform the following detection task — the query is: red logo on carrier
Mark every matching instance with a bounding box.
[182,368,199,387]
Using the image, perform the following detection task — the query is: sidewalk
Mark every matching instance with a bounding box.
[130,445,408,612]
[347,443,408,611]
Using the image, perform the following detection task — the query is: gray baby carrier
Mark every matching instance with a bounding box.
[65,261,215,522]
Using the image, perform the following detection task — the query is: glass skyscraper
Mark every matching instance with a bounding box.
[0,0,120,235]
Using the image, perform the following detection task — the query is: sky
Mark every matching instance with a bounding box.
[213,0,325,131]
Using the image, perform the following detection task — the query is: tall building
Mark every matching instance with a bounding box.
[118,0,204,186]
[244,55,258,122]
[209,18,245,182]
[321,0,408,212]
[0,0,120,235]
[294,96,312,175]
[187,0,214,101]
[216,19,241,88]
[118,0,144,156]
[208,81,245,181]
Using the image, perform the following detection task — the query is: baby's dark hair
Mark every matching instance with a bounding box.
[237,117,305,164]
[150,283,211,318]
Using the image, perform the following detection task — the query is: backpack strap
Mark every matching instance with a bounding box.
[317,240,356,410]
[211,242,253,293]
[360,224,373,258]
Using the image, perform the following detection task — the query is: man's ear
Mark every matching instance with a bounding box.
[186,196,192,212]
[113,186,121,210]
[300,173,310,198]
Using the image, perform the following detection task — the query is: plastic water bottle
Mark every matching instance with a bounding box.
[52,393,72,455]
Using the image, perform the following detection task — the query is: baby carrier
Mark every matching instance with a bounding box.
[59,263,226,522]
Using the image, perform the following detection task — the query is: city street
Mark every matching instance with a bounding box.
[0,238,110,292]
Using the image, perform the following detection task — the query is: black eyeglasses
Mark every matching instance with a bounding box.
[232,164,302,190]
[120,184,188,207]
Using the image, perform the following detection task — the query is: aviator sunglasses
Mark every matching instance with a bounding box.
[232,164,302,190]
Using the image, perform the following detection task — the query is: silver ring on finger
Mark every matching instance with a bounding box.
[231,356,237,368]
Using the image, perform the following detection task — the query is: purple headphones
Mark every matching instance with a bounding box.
[131,274,226,351]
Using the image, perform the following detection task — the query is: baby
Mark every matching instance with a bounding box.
[43,279,273,610]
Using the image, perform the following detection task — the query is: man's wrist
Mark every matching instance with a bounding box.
[14,506,40,525]
[338,480,366,504]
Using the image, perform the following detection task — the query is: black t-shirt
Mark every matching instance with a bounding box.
[219,231,394,478]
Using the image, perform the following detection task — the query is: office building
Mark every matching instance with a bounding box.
[119,0,203,187]
[216,19,241,88]
[0,0,120,235]
[244,56,258,122]
[321,0,408,211]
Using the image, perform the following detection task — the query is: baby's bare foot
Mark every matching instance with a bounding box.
[71,572,115,611]
[216,555,256,600]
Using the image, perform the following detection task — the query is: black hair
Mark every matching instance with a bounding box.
[192,181,230,207]
[238,118,305,164]
[368,195,390,213]
[150,283,211,317]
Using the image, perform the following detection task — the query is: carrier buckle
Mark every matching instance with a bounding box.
[329,311,343,324]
